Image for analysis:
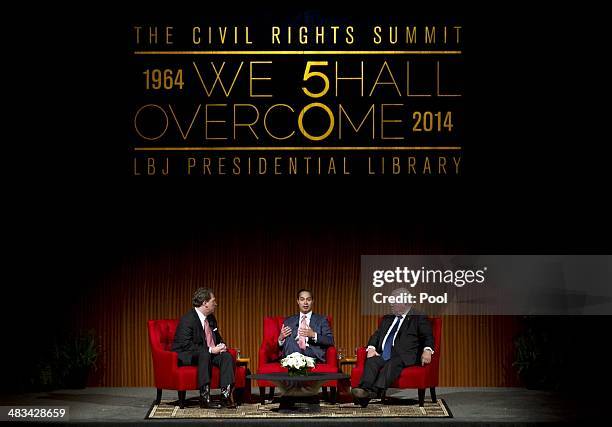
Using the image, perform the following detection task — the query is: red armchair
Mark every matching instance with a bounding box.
[257,316,338,404]
[350,316,442,407]
[147,319,247,408]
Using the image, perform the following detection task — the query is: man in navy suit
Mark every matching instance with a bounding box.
[278,289,334,362]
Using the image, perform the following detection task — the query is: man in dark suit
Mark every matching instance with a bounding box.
[278,289,334,363]
[172,287,236,409]
[352,287,434,406]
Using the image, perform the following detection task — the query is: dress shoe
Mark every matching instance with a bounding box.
[220,384,237,409]
[351,387,369,399]
[352,387,378,399]
[352,387,379,407]
[200,385,222,409]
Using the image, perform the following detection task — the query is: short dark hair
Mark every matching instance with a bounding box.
[297,289,313,299]
[192,288,214,307]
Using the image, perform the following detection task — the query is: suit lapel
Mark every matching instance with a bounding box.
[310,313,319,331]
[192,309,203,333]
[396,313,413,343]
[292,314,300,340]
[379,317,394,351]
[191,309,205,345]
[382,316,394,334]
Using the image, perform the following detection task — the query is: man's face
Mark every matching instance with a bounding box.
[202,294,217,315]
[391,301,409,316]
[297,291,313,314]
[390,288,410,316]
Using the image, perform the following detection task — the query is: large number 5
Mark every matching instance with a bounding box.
[302,61,329,98]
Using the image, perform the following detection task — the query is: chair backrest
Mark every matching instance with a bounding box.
[262,316,285,347]
[148,319,179,352]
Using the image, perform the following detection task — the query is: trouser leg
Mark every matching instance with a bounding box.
[192,349,211,389]
[373,355,405,390]
[359,355,386,389]
[211,351,235,388]
[282,337,302,355]
[303,347,319,360]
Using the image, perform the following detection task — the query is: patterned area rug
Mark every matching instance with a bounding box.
[146,398,452,418]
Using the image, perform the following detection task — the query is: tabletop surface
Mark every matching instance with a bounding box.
[248,372,349,381]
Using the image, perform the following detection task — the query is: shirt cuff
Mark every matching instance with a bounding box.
[209,347,213,353]
[424,347,434,354]
[278,339,285,346]
[313,332,317,342]
[366,345,376,351]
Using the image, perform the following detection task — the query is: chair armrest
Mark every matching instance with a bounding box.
[356,347,367,368]
[152,349,179,371]
[258,341,278,366]
[326,346,338,367]
[227,348,238,362]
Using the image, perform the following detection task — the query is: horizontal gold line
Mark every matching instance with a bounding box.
[134,50,462,55]
[134,146,462,151]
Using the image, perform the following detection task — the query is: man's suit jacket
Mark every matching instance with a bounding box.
[367,310,434,366]
[282,313,334,362]
[172,308,224,365]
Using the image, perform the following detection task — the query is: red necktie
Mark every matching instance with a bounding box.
[204,318,216,349]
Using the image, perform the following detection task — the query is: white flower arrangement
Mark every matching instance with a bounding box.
[280,352,316,375]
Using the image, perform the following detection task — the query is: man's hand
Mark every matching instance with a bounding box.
[298,325,315,338]
[421,349,432,365]
[211,343,227,354]
[367,348,379,358]
[278,325,292,341]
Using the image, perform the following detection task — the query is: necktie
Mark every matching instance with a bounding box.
[298,315,308,350]
[382,316,402,361]
[203,318,216,349]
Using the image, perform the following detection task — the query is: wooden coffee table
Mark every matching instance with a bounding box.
[248,372,349,412]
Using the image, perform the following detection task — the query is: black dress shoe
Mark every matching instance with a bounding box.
[200,385,222,409]
[352,387,379,407]
[351,387,369,398]
[353,389,370,407]
[352,387,379,399]
[220,384,237,409]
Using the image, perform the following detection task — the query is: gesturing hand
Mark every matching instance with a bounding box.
[278,325,292,341]
[366,348,379,358]
[298,326,315,338]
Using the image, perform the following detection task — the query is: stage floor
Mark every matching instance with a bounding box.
[0,387,591,425]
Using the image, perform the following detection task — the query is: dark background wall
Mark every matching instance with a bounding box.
[4,2,610,395]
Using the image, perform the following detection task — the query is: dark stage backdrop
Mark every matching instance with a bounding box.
[70,228,521,388]
[13,2,610,394]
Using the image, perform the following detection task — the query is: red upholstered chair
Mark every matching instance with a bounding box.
[147,319,247,408]
[350,316,442,407]
[257,316,338,404]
